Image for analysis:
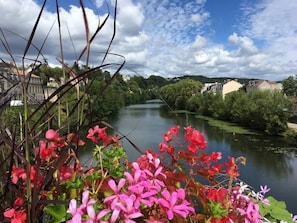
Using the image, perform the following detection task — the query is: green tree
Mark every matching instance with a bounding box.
[282,76,296,96]
[159,78,203,110]
[224,91,250,125]
[247,90,290,135]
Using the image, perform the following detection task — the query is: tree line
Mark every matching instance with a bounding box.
[160,78,296,135]
[35,64,297,134]
[35,64,173,124]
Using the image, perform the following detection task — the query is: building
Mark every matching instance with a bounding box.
[0,62,44,105]
[246,80,282,92]
[205,79,243,98]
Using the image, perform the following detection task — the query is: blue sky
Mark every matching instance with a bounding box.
[0,0,297,81]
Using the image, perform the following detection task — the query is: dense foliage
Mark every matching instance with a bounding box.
[282,76,297,97]
[159,79,203,110]
[34,65,171,123]
[160,80,292,135]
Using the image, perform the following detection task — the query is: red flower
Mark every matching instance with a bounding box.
[86,125,108,144]
[45,129,66,148]
[14,197,24,207]
[225,157,239,178]
[187,143,198,153]
[11,166,26,184]
[36,140,56,161]
[137,154,151,171]
[45,129,60,140]
[208,164,224,176]
[145,149,158,158]
[4,208,26,223]
[29,165,42,187]
[67,133,85,146]
[159,142,167,153]
[59,165,74,181]
[184,126,207,152]
[201,187,229,203]
[162,126,179,143]
[168,125,179,136]
[167,145,175,154]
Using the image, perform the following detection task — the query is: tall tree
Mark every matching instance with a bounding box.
[282,76,296,96]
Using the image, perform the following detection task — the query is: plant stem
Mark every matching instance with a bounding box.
[23,79,32,221]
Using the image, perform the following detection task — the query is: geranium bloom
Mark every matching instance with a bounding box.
[115,194,143,222]
[11,166,26,184]
[4,208,27,223]
[14,197,24,207]
[36,140,56,161]
[67,199,83,223]
[237,202,262,223]
[163,125,179,143]
[67,133,85,146]
[104,178,126,209]
[67,191,97,223]
[184,126,207,152]
[158,189,194,220]
[158,142,167,153]
[225,157,239,178]
[59,165,74,181]
[128,182,157,208]
[86,125,108,144]
[45,129,66,148]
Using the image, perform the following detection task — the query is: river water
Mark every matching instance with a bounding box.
[83,99,297,214]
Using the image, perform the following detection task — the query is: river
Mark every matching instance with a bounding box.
[82,99,297,214]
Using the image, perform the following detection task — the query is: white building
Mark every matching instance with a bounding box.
[0,62,44,105]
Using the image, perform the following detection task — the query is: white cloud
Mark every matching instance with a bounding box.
[228,33,259,56]
[195,52,209,64]
[192,35,208,49]
[116,0,144,36]
[0,0,296,81]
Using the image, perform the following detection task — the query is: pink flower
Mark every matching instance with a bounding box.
[80,191,96,216]
[115,194,143,222]
[67,199,83,223]
[128,182,157,208]
[104,179,126,209]
[158,189,194,220]
[67,191,97,223]
[237,202,262,223]
[260,185,270,194]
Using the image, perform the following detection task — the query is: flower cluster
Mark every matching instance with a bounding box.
[3,125,297,223]
[67,151,194,222]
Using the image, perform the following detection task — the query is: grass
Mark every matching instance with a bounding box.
[195,115,260,135]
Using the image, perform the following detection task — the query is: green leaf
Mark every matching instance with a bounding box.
[271,207,294,223]
[44,204,66,223]
[259,196,294,223]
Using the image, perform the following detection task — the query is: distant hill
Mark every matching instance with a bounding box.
[179,75,255,84]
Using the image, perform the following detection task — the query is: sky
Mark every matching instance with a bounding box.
[0,0,297,81]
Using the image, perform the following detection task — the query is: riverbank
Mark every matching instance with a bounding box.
[170,110,297,145]
[170,110,260,135]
